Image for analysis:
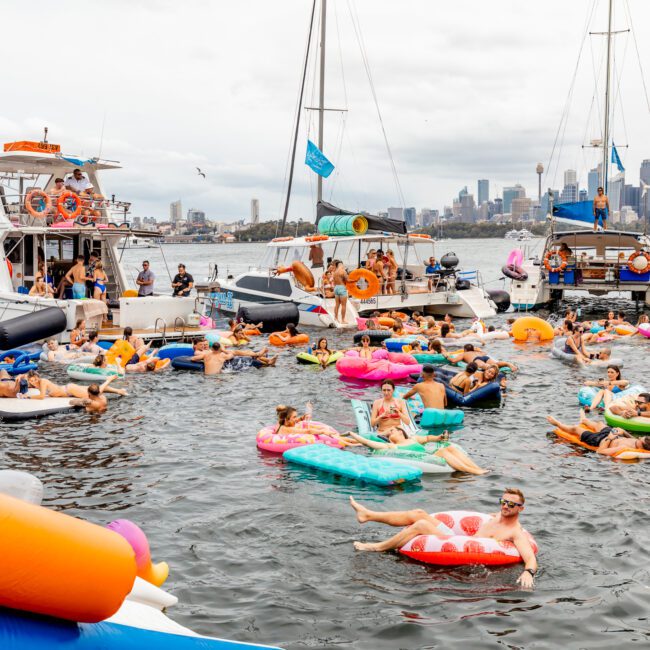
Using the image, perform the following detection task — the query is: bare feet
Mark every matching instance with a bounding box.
[546,415,561,427]
[349,496,371,523]
[268,356,278,366]
[353,541,382,551]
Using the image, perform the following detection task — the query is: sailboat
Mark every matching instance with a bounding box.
[510,0,650,311]
[210,0,496,325]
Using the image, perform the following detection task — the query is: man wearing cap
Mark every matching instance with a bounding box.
[65,169,94,195]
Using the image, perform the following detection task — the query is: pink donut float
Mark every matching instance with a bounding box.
[336,357,422,381]
[638,323,650,339]
[106,519,169,586]
[256,420,343,453]
[400,510,538,566]
[506,249,524,267]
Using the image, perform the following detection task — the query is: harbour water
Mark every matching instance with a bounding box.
[3,238,650,649]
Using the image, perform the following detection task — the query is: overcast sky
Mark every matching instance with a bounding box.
[2,0,650,221]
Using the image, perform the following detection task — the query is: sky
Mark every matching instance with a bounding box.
[2,0,650,222]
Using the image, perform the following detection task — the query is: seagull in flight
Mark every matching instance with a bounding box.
[196,167,206,178]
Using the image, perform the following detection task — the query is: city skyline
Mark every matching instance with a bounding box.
[9,2,647,221]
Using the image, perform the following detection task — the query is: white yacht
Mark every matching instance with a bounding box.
[517,229,533,241]
[505,229,519,240]
[510,230,650,310]
[209,227,496,328]
[0,138,213,343]
[118,235,159,249]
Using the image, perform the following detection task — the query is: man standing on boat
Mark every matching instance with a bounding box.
[332,260,348,324]
[593,187,609,231]
[136,260,155,297]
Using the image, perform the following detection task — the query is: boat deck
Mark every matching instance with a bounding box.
[98,325,218,344]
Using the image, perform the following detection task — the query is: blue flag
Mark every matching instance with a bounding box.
[305,140,334,178]
[611,143,625,173]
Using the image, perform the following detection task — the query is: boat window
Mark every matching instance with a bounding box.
[235,275,292,296]
[260,247,278,269]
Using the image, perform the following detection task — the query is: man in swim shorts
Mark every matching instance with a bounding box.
[547,414,650,454]
[593,186,609,231]
[332,260,348,324]
[62,255,88,299]
[401,365,446,409]
[452,344,517,372]
[349,487,537,589]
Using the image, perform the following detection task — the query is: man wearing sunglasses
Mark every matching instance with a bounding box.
[349,487,538,589]
[609,392,650,421]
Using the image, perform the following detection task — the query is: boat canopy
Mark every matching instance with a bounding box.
[552,200,596,228]
[548,230,648,255]
[316,200,407,235]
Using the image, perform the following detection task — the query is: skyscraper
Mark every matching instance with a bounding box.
[609,173,625,213]
[503,185,525,213]
[639,160,650,217]
[387,207,404,222]
[187,209,206,225]
[587,168,599,200]
[560,169,579,203]
[563,169,577,186]
[169,200,182,223]
[477,179,489,205]
[403,207,416,229]
[250,198,260,225]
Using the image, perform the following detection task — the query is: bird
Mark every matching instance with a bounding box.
[196,167,206,178]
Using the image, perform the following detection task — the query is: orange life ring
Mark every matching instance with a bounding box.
[291,261,315,290]
[57,191,82,220]
[305,235,329,242]
[543,249,567,272]
[24,190,52,219]
[377,317,395,327]
[6,260,12,278]
[380,311,408,321]
[347,268,380,300]
[409,233,431,239]
[272,236,293,242]
[627,251,650,274]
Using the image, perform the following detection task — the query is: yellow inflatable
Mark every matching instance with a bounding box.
[511,316,555,342]
[105,340,136,367]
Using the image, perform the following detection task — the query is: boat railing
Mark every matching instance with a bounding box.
[1,189,132,228]
[154,317,167,345]
[173,316,186,341]
[457,269,479,284]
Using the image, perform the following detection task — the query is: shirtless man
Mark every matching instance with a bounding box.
[593,186,609,231]
[60,255,87,299]
[609,391,650,420]
[547,413,650,455]
[70,383,109,414]
[401,365,446,409]
[332,260,349,324]
[349,487,537,588]
[192,341,235,375]
[0,371,29,398]
[43,339,90,363]
[450,343,517,372]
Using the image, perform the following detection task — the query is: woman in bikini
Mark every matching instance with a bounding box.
[450,362,479,394]
[583,365,629,412]
[92,261,108,302]
[385,249,398,295]
[69,319,87,348]
[312,337,335,368]
[370,380,409,433]
[273,404,356,445]
[24,370,127,399]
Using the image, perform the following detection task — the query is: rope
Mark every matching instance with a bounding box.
[624,0,650,118]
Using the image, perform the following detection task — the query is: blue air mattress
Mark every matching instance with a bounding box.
[393,386,464,425]
[384,336,421,352]
[157,343,194,360]
[283,443,422,485]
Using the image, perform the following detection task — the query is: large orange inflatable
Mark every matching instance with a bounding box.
[0,493,136,622]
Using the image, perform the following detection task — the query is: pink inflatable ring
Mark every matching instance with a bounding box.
[336,356,421,381]
[400,510,538,566]
[256,420,343,453]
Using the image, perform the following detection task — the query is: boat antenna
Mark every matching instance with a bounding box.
[279,0,317,236]
[42,127,48,144]
[601,0,613,194]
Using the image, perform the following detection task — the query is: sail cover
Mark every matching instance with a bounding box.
[316,200,407,235]
[552,200,594,229]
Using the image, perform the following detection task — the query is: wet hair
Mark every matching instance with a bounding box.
[565,321,574,333]
[488,325,495,332]
[506,318,515,325]
[276,404,297,425]
[211,342,221,351]
[411,340,422,350]
[123,326,133,338]
[422,364,435,376]
[146,360,157,371]
[88,384,100,396]
[483,364,499,379]
[381,379,396,390]
[440,323,451,337]
[88,331,98,341]
[637,392,650,404]
[287,323,298,337]
[465,362,478,374]
[504,487,525,504]
[618,311,625,319]
[93,354,104,367]
[428,339,442,352]
[606,365,622,380]
[463,343,474,352]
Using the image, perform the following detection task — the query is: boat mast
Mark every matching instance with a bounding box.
[602,0,613,193]
[317,0,327,204]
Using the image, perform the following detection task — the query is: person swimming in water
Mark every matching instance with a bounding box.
[400,365,446,409]
[582,365,628,412]
[313,337,335,368]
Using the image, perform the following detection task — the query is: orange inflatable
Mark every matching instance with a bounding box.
[24,190,52,219]
[276,261,315,291]
[0,493,136,622]
[347,268,380,300]
[57,191,82,220]
[269,332,310,346]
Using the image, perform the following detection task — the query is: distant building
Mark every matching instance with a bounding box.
[169,200,182,224]
[387,207,404,222]
[503,185,525,213]
[540,189,560,216]
[609,173,625,213]
[492,198,503,219]
[420,208,436,228]
[403,207,416,229]
[579,189,588,202]
[511,197,533,221]
[564,169,577,186]
[477,179,489,205]
[624,185,640,214]
[588,167,599,200]
[459,194,476,222]
[250,199,260,225]
[187,208,206,225]
[477,201,489,221]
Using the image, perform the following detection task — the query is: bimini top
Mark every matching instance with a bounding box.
[547,230,650,253]
[0,141,120,175]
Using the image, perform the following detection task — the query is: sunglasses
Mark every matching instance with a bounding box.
[635,400,647,406]
[499,498,522,508]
